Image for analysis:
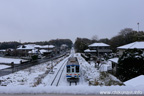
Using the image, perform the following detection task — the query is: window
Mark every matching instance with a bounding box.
[67,66,70,73]
[76,66,79,72]
[99,47,102,49]
[72,68,74,72]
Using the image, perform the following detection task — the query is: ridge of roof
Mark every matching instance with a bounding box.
[89,42,110,47]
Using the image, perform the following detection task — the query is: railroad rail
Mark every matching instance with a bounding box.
[50,59,67,86]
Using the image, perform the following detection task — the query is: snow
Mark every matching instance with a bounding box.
[0,85,143,94]
[0,57,28,64]
[109,58,119,64]
[17,44,36,50]
[0,65,10,70]
[84,49,96,52]
[0,56,66,87]
[39,49,52,54]
[0,50,6,52]
[124,75,144,86]
[89,43,110,47]
[41,45,55,49]
[99,64,110,72]
[118,41,144,49]
[0,52,144,94]
[28,49,39,54]
[17,44,55,50]
[41,56,69,86]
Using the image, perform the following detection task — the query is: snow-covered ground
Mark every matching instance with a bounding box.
[0,65,11,70]
[124,75,144,86]
[0,57,28,64]
[0,53,143,95]
[0,55,67,87]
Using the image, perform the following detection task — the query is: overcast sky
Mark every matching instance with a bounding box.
[0,0,144,43]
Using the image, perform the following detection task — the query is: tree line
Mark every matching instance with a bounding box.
[0,39,73,49]
[0,42,21,49]
[24,39,73,48]
[74,28,144,52]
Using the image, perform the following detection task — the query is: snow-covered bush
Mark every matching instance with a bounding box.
[117,49,144,81]
[76,53,123,86]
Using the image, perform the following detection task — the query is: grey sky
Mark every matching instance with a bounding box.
[0,0,144,43]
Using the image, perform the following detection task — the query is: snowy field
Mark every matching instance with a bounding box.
[0,53,144,95]
[0,65,10,70]
[0,57,28,64]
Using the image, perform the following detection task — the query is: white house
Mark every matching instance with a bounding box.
[84,43,112,57]
[17,44,55,56]
[117,41,144,56]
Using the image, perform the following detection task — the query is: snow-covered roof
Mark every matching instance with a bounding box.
[41,45,55,49]
[117,41,144,49]
[84,49,96,53]
[124,75,144,86]
[61,44,68,47]
[17,44,55,50]
[28,49,39,54]
[39,49,47,53]
[0,50,6,52]
[39,49,52,54]
[89,43,110,47]
[109,58,119,64]
[34,45,42,48]
[17,44,36,50]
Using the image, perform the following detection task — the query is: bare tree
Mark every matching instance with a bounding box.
[119,28,133,37]
[92,35,98,41]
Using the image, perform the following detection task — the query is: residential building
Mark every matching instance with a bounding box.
[17,44,55,57]
[84,43,112,57]
[117,41,144,56]
[60,44,68,51]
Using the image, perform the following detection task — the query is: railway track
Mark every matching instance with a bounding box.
[50,59,67,86]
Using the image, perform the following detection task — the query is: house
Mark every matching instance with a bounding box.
[39,45,55,50]
[0,49,6,56]
[117,41,144,56]
[17,44,36,56]
[108,57,119,75]
[17,44,55,57]
[84,43,112,57]
[60,44,68,51]
[39,45,55,56]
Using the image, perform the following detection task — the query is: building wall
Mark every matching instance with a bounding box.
[118,49,125,56]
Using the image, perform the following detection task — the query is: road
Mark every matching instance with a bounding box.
[0,52,69,77]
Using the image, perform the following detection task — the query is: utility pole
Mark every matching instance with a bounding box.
[137,22,139,32]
